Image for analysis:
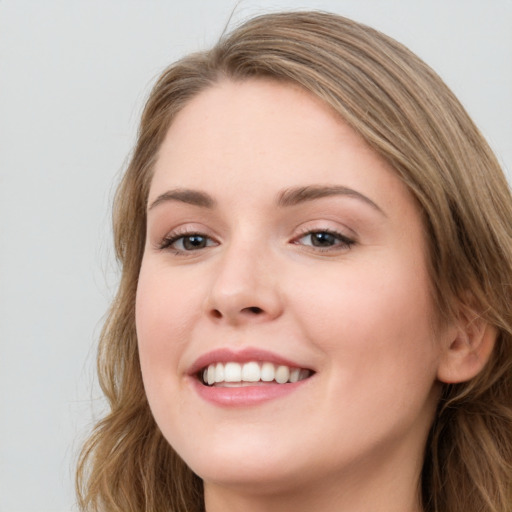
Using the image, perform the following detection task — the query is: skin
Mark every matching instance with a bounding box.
[136,79,461,512]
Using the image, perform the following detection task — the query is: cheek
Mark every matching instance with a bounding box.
[135,262,198,388]
[292,254,439,382]
[295,259,441,446]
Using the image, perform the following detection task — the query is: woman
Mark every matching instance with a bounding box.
[77,11,512,512]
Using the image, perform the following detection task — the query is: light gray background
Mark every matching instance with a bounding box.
[1,1,511,511]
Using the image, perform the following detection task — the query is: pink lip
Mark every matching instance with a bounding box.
[187,347,314,407]
[190,378,310,407]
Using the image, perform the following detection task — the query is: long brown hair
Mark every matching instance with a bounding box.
[77,11,512,512]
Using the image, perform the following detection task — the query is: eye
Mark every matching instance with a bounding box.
[159,232,218,253]
[294,230,355,251]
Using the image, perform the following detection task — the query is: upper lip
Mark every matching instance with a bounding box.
[187,347,312,376]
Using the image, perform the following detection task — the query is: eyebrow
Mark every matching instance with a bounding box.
[148,184,385,215]
[148,188,216,211]
[277,185,385,215]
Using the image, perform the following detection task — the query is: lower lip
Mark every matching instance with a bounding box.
[190,377,310,407]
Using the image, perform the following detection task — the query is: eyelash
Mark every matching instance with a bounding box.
[293,228,355,252]
[158,228,355,255]
[158,230,218,254]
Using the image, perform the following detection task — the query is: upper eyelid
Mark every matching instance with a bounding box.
[159,223,216,238]
[293,222,357,240]
[160,225,352,239]
[294,228,355,244]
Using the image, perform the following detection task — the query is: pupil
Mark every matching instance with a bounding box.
[184,235,206,250]
[312,232,335,246]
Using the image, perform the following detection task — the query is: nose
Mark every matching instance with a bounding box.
[205,241,283,325]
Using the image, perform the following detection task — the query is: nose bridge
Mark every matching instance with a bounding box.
[206,230,282,323]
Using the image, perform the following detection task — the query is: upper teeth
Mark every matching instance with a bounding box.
[201,362,311,386]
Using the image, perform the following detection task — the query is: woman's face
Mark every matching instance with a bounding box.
[136,79,451,498]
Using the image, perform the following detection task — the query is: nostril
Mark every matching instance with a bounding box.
[209,307,263,319]
[244,306,263,314]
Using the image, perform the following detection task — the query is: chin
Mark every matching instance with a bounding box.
[173,432,312,492]
[195,459,310,495]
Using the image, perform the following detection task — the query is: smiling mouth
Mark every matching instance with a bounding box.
[199,361,313,387]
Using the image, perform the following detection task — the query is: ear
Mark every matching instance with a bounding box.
[437,305,497,384]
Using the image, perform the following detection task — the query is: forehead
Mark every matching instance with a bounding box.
[149,79,412,217]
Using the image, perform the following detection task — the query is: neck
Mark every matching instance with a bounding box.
[203,449,425,512]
